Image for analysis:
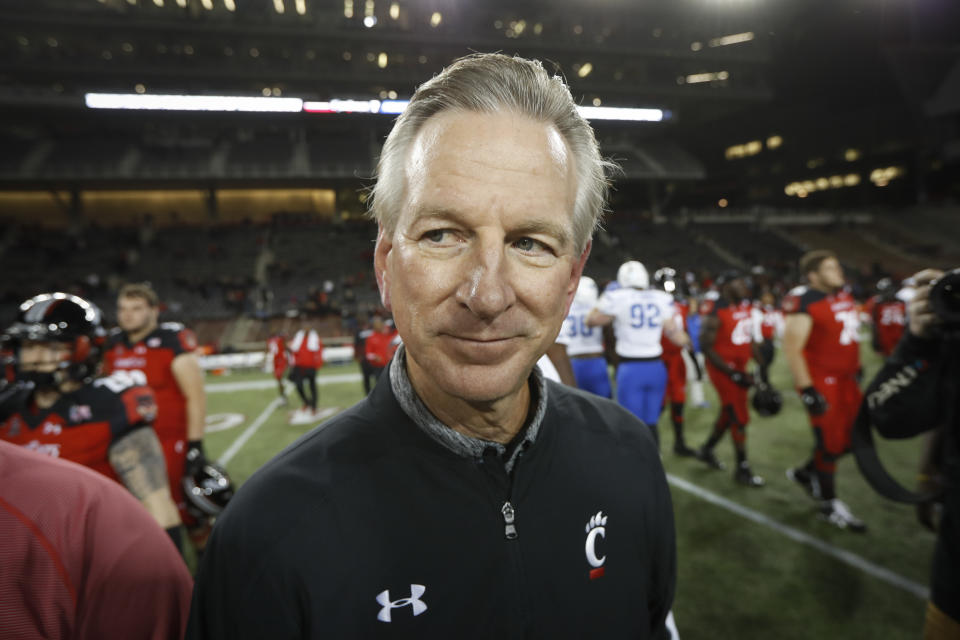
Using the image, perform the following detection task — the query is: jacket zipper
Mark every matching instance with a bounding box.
[501,501,518,540]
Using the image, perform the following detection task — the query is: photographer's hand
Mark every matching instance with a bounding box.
[907,268,944,339]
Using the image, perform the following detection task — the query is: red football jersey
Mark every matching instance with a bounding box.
[103,323,196,444]
[782,286,861,375]
[660,301,689,357]
[0,371,157,483]
[268,335,290,371]
[867,296,906,357]
[701,296,754,366]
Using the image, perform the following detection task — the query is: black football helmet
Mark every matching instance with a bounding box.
[2,292,106,390]
[751,382,783,417]
[654,267,678,294]
[182,461,236,520]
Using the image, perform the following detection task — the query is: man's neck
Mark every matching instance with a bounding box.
[405,357,530,445]
[126,322,157,344]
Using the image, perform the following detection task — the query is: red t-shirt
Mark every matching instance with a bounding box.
[866,295,907,356]
[290,330,324,369]
[364,329,399,368]
[0,441,192,640]
[701,296,754,366]
[0,373,157,483]
[782,286,861,375]
[103,323,196,443]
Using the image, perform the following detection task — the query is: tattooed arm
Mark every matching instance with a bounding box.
[108,427,182,530]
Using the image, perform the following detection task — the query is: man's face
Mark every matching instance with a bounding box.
[375,110,588,404]
[117,296,157,334]
[812,257,845,292]
[19,340,71,374]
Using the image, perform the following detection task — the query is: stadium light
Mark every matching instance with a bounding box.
[85,93,304,112]
[709,32,755,47]
[303,99,383,113]
[684,71,729,84]
[576,106,664,122]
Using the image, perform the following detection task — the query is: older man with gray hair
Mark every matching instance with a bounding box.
[187,53,676,639]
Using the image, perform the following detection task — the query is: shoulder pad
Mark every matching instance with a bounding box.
[104,327,125,347]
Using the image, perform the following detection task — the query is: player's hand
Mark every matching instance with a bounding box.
[185,440,208,478]
[916,473,944,532]
[800,386,827,416]
[907,269,944,340]
[729,370,754,388]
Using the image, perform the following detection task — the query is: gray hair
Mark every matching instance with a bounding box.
[368,53,615,253]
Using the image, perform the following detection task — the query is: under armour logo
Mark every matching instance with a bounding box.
[585,510,608,579]
[376,584,427,623]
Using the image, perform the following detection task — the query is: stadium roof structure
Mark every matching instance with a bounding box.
[0,0,957,206]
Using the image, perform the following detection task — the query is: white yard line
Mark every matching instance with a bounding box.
[217,397,284,465]
[206,373,361,393]
[666,474,930,600]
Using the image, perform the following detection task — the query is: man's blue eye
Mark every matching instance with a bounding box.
[425,230,446,242]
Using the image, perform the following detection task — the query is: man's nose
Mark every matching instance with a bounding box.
[455,242,516,320]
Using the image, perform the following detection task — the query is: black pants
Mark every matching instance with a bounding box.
[289,366,317,410]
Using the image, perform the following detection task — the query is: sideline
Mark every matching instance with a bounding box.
[206,373,361,393]
[218,397,284,465]
[666,473,930,600]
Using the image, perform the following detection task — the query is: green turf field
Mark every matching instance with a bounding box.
[202,346,935,639]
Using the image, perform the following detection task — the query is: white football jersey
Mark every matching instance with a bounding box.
[561,301,605,356]
[596,287,676,358]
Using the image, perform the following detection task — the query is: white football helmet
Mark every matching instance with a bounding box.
[617,261,649,290]
[574,276,599,307]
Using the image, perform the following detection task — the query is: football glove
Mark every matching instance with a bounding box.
[185,440,208,478]
[729,370,754,388]
[800,386,828,416]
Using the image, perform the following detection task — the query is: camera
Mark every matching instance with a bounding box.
[930,268,960,328]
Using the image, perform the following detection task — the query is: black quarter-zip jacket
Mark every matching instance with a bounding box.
[187,363,676,639]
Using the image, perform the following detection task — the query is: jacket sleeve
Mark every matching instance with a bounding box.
[863,332,947,439]
[186,507,303,640]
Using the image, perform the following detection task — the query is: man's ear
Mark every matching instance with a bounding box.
[374,224,393,311]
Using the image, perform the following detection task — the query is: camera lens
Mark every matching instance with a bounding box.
[930,268,960,324]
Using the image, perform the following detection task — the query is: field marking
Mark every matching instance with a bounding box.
[206,373,361,393]
[218,397,284,465]
[666,474,930,600]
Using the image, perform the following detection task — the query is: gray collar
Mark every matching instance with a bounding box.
[388,345,548,474]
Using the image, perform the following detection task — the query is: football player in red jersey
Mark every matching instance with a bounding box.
[0,292,184,548]
[695,272,767,486]
[864,277,907,357]
[103,282,213,549]
[782,250,866,532]
[655,268,696,457]
[266,332,291,403]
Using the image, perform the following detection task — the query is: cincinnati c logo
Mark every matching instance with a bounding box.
[585,510,608,579]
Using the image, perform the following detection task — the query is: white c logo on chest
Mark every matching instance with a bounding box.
[585,511,608,578]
